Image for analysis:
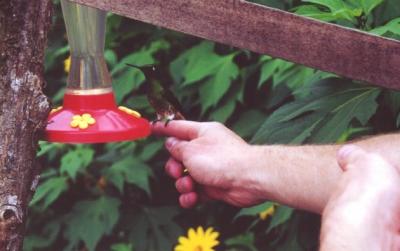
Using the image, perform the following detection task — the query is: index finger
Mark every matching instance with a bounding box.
[151,120,202,140]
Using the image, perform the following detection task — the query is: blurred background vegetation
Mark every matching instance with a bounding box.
[25,0,400,250]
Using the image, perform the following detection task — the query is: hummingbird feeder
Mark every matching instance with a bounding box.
[45,0,150,143]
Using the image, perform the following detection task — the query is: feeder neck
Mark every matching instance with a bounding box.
[61,0,112,90]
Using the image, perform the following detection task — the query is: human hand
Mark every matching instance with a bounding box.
[152,121,266,208]
[320,145,400,251]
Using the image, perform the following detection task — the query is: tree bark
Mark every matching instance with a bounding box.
[0,0,52,250]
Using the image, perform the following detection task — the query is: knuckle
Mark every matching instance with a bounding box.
[170,142,183,155]
[181,148,192,163]
[204,122,224,132]
[175,179,185,193]
[210,121,223,129]
[175,179,180,189]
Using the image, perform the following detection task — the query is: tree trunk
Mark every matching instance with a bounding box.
[0,0,52,250]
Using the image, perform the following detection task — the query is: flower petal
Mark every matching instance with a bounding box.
[188,228,196,240]
[87,117,96,125]
[79,121,89,129]
[178,236,189,245]
[209,232,219,240]
[205,227,213,237]
[197,226,205,237]
[82,113,92,119]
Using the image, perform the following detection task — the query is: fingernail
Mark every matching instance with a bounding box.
[165,138,176,149]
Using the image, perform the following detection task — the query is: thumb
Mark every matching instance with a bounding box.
[337,145,368,172]
[165,137,189,161]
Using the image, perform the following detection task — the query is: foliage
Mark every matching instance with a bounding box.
[25,0,400,250]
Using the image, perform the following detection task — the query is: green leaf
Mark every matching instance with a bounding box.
[294,5,339,22]
[104,156,153,194]
[374,0,400,25]
[112,40,170,102]
[370,18,400,36]
[199,54,239,112]
[252,79,380,144]
[311,88,379,143]
[60,147,94,180]
[30,177,68,208]
[37,142,62,157]
[126,95,151,110]
[23,220,61,251]
[174,42,221,85]
[139,141,164,161]
[360,0,384,15]
[111,243,134,251]
[258,57,314,90]
[112,40,170,75]
[225,233,258,251]
[113,70,143,103]
[127,206,182,251]
[105,49,118,66]
[304,0,347,12]
[64,196,121,251]
[336,127,370,143]
[300,0,362,23]
[233,110,266,138]
[258,59,283,88]
[170,42,240,105]
[235,202,275,220]
[209,99,236,123]
[267,206,294,231]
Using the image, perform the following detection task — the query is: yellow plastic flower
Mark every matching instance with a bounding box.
[259,204,276,220]
[64,56,71,73]
[118,106,141,118]
[174,226,219,251]
[50,106,63,114]
[70,113,96,130]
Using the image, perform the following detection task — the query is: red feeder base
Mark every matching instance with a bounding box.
[45,91,151,143]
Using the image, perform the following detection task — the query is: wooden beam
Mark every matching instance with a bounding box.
[70,0,400,90]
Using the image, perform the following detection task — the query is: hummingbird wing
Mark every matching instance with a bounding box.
[126,63,186,120]
[160,83,184,113]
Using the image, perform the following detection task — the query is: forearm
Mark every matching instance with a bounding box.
[250,133,400,214]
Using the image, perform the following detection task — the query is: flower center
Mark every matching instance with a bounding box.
[194,246,203,251]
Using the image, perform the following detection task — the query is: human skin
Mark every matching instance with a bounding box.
[152,121,400,213]
[320,145,400,251]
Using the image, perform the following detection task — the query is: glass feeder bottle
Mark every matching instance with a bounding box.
[45,0,150,144]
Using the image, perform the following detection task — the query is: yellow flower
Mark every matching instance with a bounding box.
[174,226,219,251]
[259,204,276,220]
[118,106,141,118]
[70,113,96,130]
[64,56,71,73]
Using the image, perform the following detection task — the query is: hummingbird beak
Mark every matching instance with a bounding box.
[126,63,156,71]
[125,63,141,70]
[126,63,157,81]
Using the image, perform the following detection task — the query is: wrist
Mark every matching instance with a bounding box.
[237,145,274,203]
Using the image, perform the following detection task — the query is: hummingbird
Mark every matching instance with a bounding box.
[126,64,185,125]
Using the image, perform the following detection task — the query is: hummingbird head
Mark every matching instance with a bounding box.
[126,63,157,79]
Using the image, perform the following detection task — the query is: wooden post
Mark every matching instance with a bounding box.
[0,1,52,250]
[70,0,400,90]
